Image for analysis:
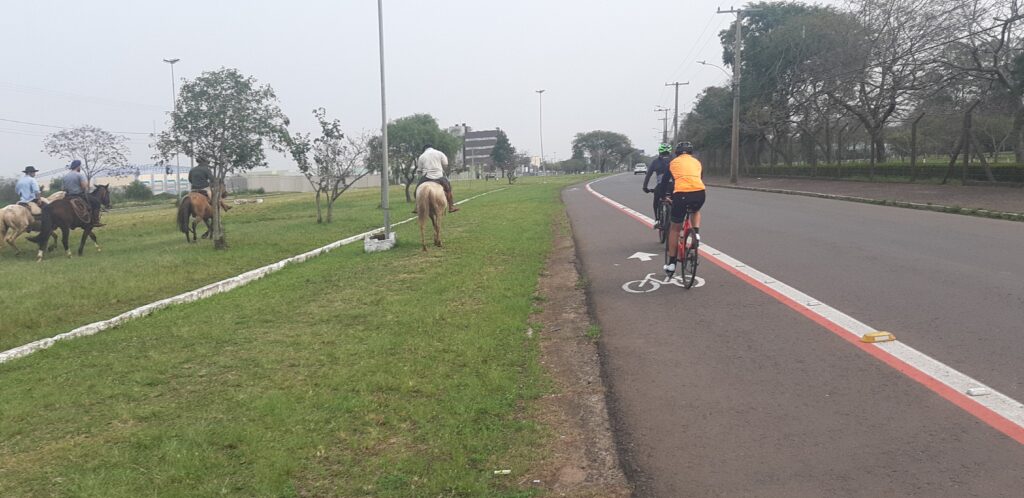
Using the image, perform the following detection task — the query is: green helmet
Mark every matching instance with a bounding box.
[657,143,672,155]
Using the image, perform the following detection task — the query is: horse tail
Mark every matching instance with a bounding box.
[177,195,192,233]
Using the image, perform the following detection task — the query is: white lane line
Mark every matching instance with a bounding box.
[585,178,1024,442]
[0,188,507,365]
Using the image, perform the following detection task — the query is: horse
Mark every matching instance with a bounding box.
[29,185,111,261]
[1,192,64,256]
[176,190,231,243]
[415,181,447,251]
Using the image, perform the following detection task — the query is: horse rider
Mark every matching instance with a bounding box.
[62,159,104,227]
[15,165,42,208]
[188,156,215,199]
[413,144,459,213]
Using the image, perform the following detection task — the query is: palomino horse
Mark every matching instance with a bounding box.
[0,192,63,255]
[416,181,447,251]
[29,185,111,261]
[176,191,231,243]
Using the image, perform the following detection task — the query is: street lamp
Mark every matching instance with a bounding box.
[535,89,545,175]
[376,0,392,239]
[163,58,183,199]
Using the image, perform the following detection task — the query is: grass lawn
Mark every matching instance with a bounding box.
[0,175,601,497]
[1,180,519,352]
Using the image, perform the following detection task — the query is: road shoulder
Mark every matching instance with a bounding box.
[529,208,631,497]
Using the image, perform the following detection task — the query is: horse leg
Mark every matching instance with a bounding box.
[78,227,91,256]
[61,227,71,258]
[200,216,211,239]
[419,217,428,252]
[48,232,58,252]
[433,213,443,247]
[88,230,101,252]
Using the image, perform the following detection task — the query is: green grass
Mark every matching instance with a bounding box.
[0,181,521,352]
[0,175,601,497]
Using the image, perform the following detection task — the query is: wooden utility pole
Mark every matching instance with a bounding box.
[664,81,689,143]
[655,107,670,144]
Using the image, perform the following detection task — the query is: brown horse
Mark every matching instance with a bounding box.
[177,191,231,243]
[416,181,447,251]
[29,185,111,261]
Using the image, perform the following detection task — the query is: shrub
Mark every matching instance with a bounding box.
[123,180,154,201]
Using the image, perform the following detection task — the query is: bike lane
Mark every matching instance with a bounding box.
[562,177,1024,497]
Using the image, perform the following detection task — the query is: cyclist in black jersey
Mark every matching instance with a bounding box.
[642,143,674,228]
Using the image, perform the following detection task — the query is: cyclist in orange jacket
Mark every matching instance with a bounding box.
[657,142,705,276]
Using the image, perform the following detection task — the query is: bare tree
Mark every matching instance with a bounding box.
[293,108,372,223]
[43,125,130,180]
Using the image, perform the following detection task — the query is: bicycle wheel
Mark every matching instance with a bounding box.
[657,203,669,244]
[681,233,699,289]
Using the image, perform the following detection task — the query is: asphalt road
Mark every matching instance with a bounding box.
[563,174,1024,497]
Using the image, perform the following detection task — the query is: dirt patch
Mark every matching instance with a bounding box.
[524,210,631,497]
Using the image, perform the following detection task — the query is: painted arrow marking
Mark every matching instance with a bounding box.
[628,252,658,262]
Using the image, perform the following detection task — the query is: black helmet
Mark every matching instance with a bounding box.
[675,142,694,155]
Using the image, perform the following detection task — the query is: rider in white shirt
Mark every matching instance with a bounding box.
[414,144,459,213]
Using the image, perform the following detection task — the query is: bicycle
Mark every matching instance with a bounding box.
[663,199,699,289]
[657,196,671,244]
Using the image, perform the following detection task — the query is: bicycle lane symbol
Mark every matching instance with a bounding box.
[622,272,706,293]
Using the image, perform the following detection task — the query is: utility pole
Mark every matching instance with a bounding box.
[664,81,689,143]
[655,107,670,144]
[376,0,391,237]
[717,6,758,184]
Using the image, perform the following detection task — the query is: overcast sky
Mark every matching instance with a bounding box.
[0,0,841,179]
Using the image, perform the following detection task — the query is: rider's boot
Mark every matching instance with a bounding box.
[446,190,459,213]
[91,208,104,227]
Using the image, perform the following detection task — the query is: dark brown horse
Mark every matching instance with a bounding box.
[176,191,231,243]
[29,185,111,261]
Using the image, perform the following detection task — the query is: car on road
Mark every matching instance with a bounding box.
[633,163,647,175]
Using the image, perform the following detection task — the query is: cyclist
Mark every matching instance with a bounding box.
[658,142,705,276]
[642,143,673,228]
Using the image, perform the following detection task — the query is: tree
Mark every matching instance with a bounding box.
[123,180,153,201]
[489,129,516,179]
[43,125,130,180]
[367,114,460,202]
[0,178,16,206]
[571,131,634,172]
[155,68,294,249]
[293,108,373,223]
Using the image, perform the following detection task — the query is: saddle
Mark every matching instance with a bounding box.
[17,201,42,217]
[69,197,92,224]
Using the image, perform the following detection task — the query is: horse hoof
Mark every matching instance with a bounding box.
[96,247,102,252]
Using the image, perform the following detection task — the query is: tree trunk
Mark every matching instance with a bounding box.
[315,190,323,224]
[212,179,227,250]
[1013,101,1024,163]
[970,134,997,182]
[404,178,413,203]
[327,198,334,223]
[909,113,925,183]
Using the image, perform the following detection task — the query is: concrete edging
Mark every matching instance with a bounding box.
[707,183,1024,222]
[0,188,507,365]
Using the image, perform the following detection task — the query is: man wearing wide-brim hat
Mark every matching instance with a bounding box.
[15,165,42,207]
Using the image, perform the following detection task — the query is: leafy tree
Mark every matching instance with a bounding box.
[155,68,294,249]
[489,129,516,179]
[367,114,460,202]
[0,178,16,206]
[123,180,153,201]
[293,108,373,223]
[47,178,63,194]
[571,131,633,172]
[43,125,130,180]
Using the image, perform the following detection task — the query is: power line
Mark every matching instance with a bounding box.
[0,117,151,135]
[0,81,165,110]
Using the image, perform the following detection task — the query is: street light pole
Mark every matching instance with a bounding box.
[535,89,545,174]
[162,58,182,199]
[377,0,391,237]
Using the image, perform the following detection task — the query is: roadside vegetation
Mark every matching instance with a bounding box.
[1,180,510,351]
[0,175,600,497]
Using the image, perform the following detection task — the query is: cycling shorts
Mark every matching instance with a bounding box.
[670,190,705,223]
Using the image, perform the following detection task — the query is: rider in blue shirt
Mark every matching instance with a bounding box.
[15,166,41,206]
[642,144,674,228]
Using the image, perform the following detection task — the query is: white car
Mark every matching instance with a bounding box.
[633,163,647,175]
